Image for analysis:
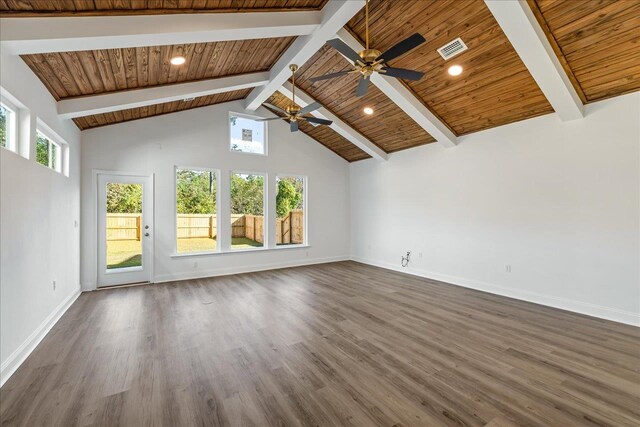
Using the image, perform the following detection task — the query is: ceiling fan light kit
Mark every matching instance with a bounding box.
[310,0,427,97]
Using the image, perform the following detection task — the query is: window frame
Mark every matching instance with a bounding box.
[173,166,221,256]
[228,111,268,156]
[0,97,18,153]
[35,129,62,173]
[229,170,268,251]
[275,174,308,248]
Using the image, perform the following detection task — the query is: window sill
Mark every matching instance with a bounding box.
[171,245,310,258]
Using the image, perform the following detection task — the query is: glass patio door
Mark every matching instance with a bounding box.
[97,173,153,287]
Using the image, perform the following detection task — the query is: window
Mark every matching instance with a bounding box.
[230,172,265,249]
[229,113,266,155]
[106,182,143,269]
[36,130,61,172]
[0,102,17,152]
[176,168,218,254]
[276,176,305,246]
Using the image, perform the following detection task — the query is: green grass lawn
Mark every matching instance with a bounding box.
[107,237,262,269]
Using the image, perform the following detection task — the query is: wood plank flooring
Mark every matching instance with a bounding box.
[1,261,639,426]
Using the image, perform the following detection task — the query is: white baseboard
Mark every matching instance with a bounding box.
[154,255,350,283]
[1,287,82,387]
[352,256,640,327]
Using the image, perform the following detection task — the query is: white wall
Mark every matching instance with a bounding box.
[0,51,82,384]
[351,93,640,326]
[81,100,351,289]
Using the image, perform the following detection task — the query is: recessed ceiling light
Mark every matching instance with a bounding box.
[448,65,463,76]
[170,56,186,65]
[363,107,374,115]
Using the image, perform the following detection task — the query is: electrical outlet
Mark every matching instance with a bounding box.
[53,280,56,290]
[419,252,423,258]
[505,264,512,273]
[193,261,198,269]
[305,251,309,257]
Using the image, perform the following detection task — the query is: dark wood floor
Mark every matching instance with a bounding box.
[1,261,639,426]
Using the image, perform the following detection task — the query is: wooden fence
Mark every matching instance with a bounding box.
[107,211,303,244]
[276,209,303,245]
[177,214,217,239]
[107,213,140,241]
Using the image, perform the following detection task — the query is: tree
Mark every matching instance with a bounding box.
[36,135,50,166]
[276,177,303,218]
[106,183,142,213]
[230,174,264,215]
[176,170,216,214]
[0,105,6,148]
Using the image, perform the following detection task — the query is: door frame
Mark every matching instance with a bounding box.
[93,170,154,288]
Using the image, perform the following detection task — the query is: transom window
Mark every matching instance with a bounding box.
[0,101,17,152]
[229,113,267,155]
[36,130,61,172]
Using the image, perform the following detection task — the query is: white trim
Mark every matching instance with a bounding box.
[36,118,68,175]
[352,256,640,327]
[229,170,268,249]
[89,169,150,291]
[155,255,348,283]
[484,0,584,121]
[173,166,221,256]
[336,28,458,148]
[278,83,388,161]
[244,0,365,111]
[0,97,18,152]
[0,11,322,54]
[228,111,268,156]
[1,288,81,387]
[275,174,308,247]
[58,73,270,119]
[170,244,311,258]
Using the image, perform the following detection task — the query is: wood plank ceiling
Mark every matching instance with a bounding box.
[2,0,639,161]
[345,0,554,136]
[21,38,294,130]
[21,39,295,100]
[266,91,371,162]
[294,45,436,153]
[0,0,328,16]
[529,0,640,103]
[74,89,251,130]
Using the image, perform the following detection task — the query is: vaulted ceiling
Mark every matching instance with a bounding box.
[1,0,638,162]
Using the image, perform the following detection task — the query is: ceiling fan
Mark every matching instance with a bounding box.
[310,0,426,97]
[259,64,333,132]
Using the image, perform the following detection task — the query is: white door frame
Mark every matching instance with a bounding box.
[95,171,154,287]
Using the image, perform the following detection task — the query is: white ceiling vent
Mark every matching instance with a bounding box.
[437,37,468,60]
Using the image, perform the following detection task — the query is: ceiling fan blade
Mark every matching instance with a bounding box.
[304,116,332,126]
[356,76,370,97]
[309,70,352,82]
[255,117,284,122]
[290,121,299,132]
[377,33,426,63]
[299,102,322,115]
[380,67,424,81]
[262,103,287,114]
[326,38,362,63]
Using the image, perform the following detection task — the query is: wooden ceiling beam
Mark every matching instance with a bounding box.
[244,0,365,112]
[336,29,458,149]
[484,0,584,121]
[0,11,321,54]
[57,72,269,119]
[279,81,388,161]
